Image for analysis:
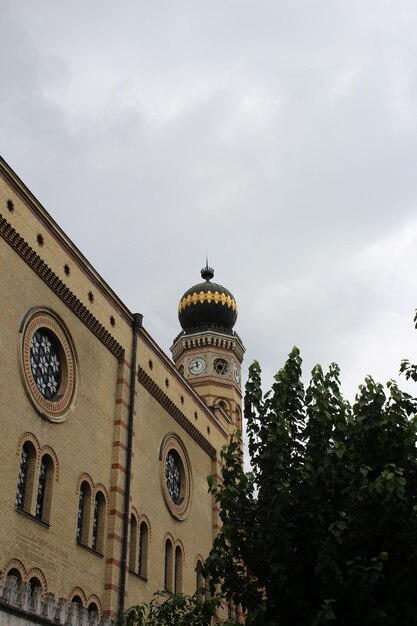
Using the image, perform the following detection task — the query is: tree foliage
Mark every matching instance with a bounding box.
[118,592,220,626]
[205,327,417,625]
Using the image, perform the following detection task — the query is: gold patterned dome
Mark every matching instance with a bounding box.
[178,265,238,334]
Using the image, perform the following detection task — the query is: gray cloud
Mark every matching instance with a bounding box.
[1,0,417,406]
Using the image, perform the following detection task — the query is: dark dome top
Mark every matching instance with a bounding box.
[178,265,238,334]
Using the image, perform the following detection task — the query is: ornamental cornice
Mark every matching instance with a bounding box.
[171,329,245,362]
[0,213,124,359]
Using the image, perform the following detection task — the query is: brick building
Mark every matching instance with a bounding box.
[0,157,244,624]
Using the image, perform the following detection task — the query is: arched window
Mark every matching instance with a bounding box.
[174,545,183,594]
[5,569,22,604]
[196,560,204,602]
[35,454,53,522]
[28,577,43,611]
[7,568,22,584]
[129,515,138,572]
[16,442,36,512]
[88,602,99,617]
[69,595,83,622]
[77,481,92,545]
[138,521,149,578]
[164,539,173,592]
[92,491,106,553]
[236,406,242,432]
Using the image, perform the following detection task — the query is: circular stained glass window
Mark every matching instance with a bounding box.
[166,451,181,504]
[21,309,78,422]
[213,358,229,375]
[30,330,61,400]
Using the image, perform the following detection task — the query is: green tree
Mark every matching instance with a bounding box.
[119,591,222,626]
[205,324,417,625]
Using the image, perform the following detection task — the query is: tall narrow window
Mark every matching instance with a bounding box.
[138,521,149,578]
[92,495,99,550]
[16,442,36,512]
[196,560,204,602]
[35,455,53,522]
[77,481,92,545]
[16,444,29,509]
[36,458,47,518]
[164,539,173,592]
[77,485,84,541]
[129,515,138,572]
[175,546,183,594]
[92,491,105,553]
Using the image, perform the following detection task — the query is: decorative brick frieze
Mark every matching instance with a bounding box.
[0,213,124,359]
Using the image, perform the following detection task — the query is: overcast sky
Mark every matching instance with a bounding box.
[2,0,417,404]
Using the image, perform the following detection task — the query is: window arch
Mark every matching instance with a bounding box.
[3,559,26,583]
[92,491,106,553]
[6,568,22,584]
[164,538,173,592]
[16,442,36,512]
[88,602,99,617]
[77,481,92,545]
[196,559,204,602]
[138,521,149,578]
[5,568,22,605]
[87,595,102,619]
[235,406,242,432]
[174,545,183,594]
[129,514,138,572]
[35,454,54,522]
[28,577,43,612]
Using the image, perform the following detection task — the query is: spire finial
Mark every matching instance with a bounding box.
[201,253,214,281]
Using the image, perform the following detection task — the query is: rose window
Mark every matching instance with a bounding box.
[166,451,181,504]
[213,358,229,375]
[30,330,61,400]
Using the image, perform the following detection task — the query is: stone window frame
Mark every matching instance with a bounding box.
[76,476,108,554]
[15,433,58,525]
[129,511,151,580]
[19,307,79,423]
[159,433,192,521]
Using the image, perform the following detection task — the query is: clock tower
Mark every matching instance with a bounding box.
[171,264,245,435]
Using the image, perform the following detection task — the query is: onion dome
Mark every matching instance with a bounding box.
[178,265,238,334]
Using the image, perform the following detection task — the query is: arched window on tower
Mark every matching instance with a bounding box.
[236,406,242,433]
[174,545,183,594]
[92,491,106,553]
[77,481,92,545]
[164,539,173,592]
[16,442,37,513]
[138,521,149,578]
[35,454,54,523]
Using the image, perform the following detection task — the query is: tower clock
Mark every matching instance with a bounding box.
[171,264,245,434]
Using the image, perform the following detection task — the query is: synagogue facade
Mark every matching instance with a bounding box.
[0,157,244,624]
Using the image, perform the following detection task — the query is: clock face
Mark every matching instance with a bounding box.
[233,365,241,384]
[188,357,207,375]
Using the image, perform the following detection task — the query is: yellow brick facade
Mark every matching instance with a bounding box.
[0,158,243,623]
